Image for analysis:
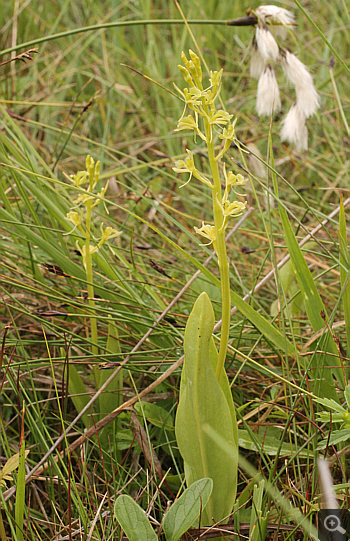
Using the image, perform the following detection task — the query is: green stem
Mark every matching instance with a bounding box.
[0,20,230,57]
[203,116,231,384]
[0,509,7,541]
[85,182,98,360]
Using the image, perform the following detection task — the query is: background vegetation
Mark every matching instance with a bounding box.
[0,0,349,539]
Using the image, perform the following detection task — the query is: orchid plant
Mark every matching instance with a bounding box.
[64,157,123,450]
[173,51,247,527]
[65,156,121,360]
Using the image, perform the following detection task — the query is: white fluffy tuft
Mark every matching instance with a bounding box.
[282,50,320,118]
[256,65,281,116]
[255,26,279,62]
[280,104,308,151]
[250,41,266,79]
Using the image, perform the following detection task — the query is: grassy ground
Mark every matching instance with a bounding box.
[0,0,349,539]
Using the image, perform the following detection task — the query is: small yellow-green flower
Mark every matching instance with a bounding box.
[222,167,248,204]
[178,65,195,87]
[98,224,122,247]
[194,222,216,248]
[180,50,203,87]
[86,155,100,182]
[173,150,213,188]
[209,109,233,126]
[66,211,82,227]
[173,150,196,176]
[68,170,88,187]
[75,192,94,206]
[225,169,247,191]
[215,120,238,161]
[183,87,210,108]
[175,114,206,141]
[220,120,237,143]
[93,180,109,208]
[223,200,247,219]
[209,69,223,98]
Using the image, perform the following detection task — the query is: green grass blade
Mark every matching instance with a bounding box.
[339,195,350,358]
[68,365,90,430]
[99,317,123,415]
[279,210,325,331]
[98,317,123,454]
[278,208,344,386]
[15,435,25,541]
[230,290,294,355]
[268,132,345,392]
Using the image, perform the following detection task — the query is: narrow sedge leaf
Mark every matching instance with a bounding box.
[230,290,294,355]
[114,495,157,541]
[99,317,123,416]
[68,365,90,429]
[98,318,123,452]
[339,235,350,268]
[339,195,350,357]
[238,430,310,457]
[279,207,344,388]
[249,481,266,541]
[277,202,324,329]
[269,134,344,391]
[163,478,213,541]
[345,385,350,410]
[15,439,26,541]
[175,293,237,526]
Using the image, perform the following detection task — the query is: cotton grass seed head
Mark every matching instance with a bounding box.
[246,5,320,151]
[250,40,266,79]
[281,49,320,118]
[280,103,308,151]
[255,24,279,62]
[255,5,295,38]
[256,65,281,116]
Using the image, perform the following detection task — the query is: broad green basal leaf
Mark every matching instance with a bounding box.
[114,495,157,541]
[163,478,213,541]
[175,292,237,526]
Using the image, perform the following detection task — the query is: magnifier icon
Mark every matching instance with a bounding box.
[324,515,347,535]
